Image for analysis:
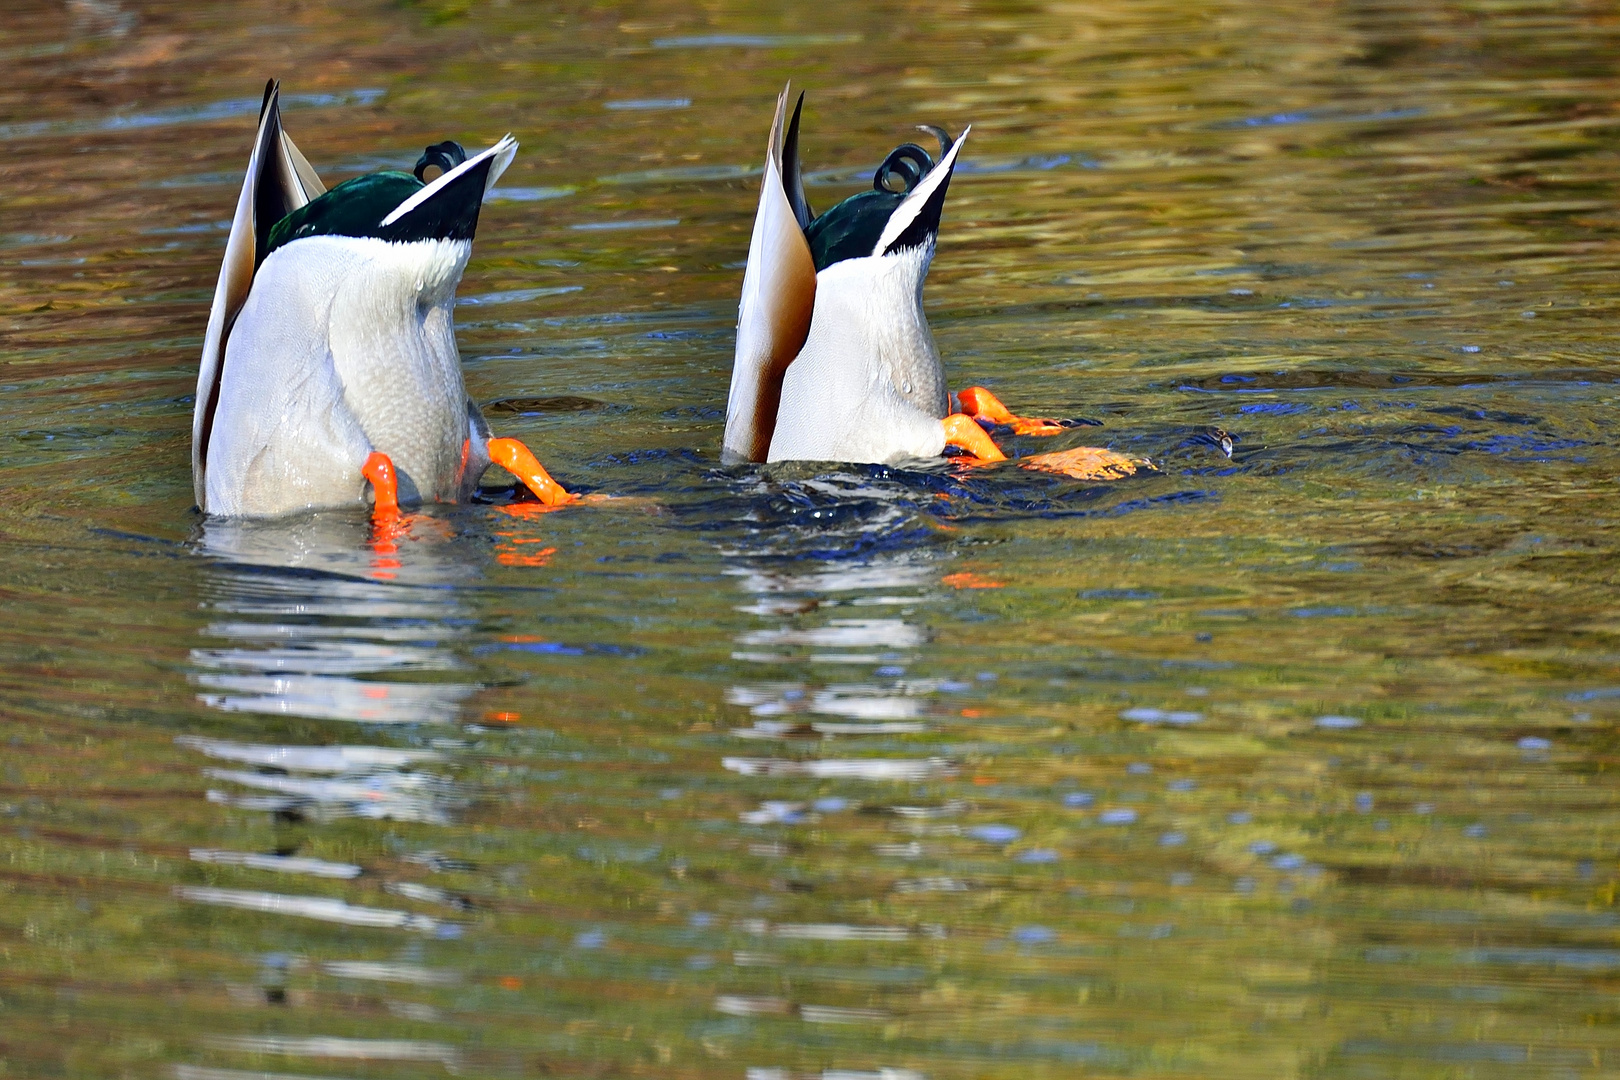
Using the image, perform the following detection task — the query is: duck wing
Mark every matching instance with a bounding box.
[193,80,322,511]
[723,83,818,463]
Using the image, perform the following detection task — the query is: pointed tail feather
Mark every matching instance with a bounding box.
[280,130,326,201]
[782,91,814,230]
[723,84,818,463]
[193,80,320,510]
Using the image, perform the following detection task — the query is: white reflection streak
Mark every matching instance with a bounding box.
[728,684,930,720]
[175,1067,364,1080]
[737,619,925,649]
[740,920,911,941]
[800,1005,890,1024]
[189,850,361,879]
[810,721,928,734]
[385,881,465,908]
[206,791,302,813]
[892,877,970,893]
[321,960,459,985]
[726,562,936,594]
[810,692,925,720]
[723,757,953,781]
[194,672,473,724]
[176,737,441,773]
[731,721,929,739]
[203,768,447,801]
[191,640,461,675]
[890,801,965,818]
[203,620,460,643]
[174,887,440,932]
[198,766,457,824]
[715,995,792,1016]
[203,1036,458,1064]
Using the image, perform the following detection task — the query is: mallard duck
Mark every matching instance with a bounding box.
[192,80,572,520]
[723,84,1141,481]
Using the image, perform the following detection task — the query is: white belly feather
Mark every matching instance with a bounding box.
[768,246,948,464]
[204,236,474,517]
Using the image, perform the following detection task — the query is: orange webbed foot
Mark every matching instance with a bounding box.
[957,386,1066,436]
[942,413,1007,464]
[1020,446,1148,481]
[487,437,575,507]
[362,451,401,522]
[362,451,406,578]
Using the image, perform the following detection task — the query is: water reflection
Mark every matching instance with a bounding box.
[723,501,949,740]
[190,514,479,725]
[8,0,1620,1072]
[162,512,492,1069]
[181,513,478,830]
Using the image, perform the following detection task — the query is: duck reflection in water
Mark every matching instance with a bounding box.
[725,550,960,831]
[191,511,481,727]
[187,511,483,824]
[719,463,965,752]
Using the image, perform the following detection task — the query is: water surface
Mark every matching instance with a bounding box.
[3,0,1620,1077]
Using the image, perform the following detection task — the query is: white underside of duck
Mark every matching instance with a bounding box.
[191,83,580,518]
[203,235,490,517]
[767,244,949,464]
[723,84,1146,482]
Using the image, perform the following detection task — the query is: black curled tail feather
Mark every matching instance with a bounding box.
[415,141,468,182]
[874,143,934,194]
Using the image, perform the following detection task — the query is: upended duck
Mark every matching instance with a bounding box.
[192,80,572,519]
[723,84,1141,481]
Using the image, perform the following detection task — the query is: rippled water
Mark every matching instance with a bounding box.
[5,0,1620,1076]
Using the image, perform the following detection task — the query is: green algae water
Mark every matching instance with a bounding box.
[4,0,1620,1076]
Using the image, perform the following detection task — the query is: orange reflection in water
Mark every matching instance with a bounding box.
[494,537,558,568]
[942,571,1005,589]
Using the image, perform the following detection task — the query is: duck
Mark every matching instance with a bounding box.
[192,80,573,520]
[723,83,1141,481]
